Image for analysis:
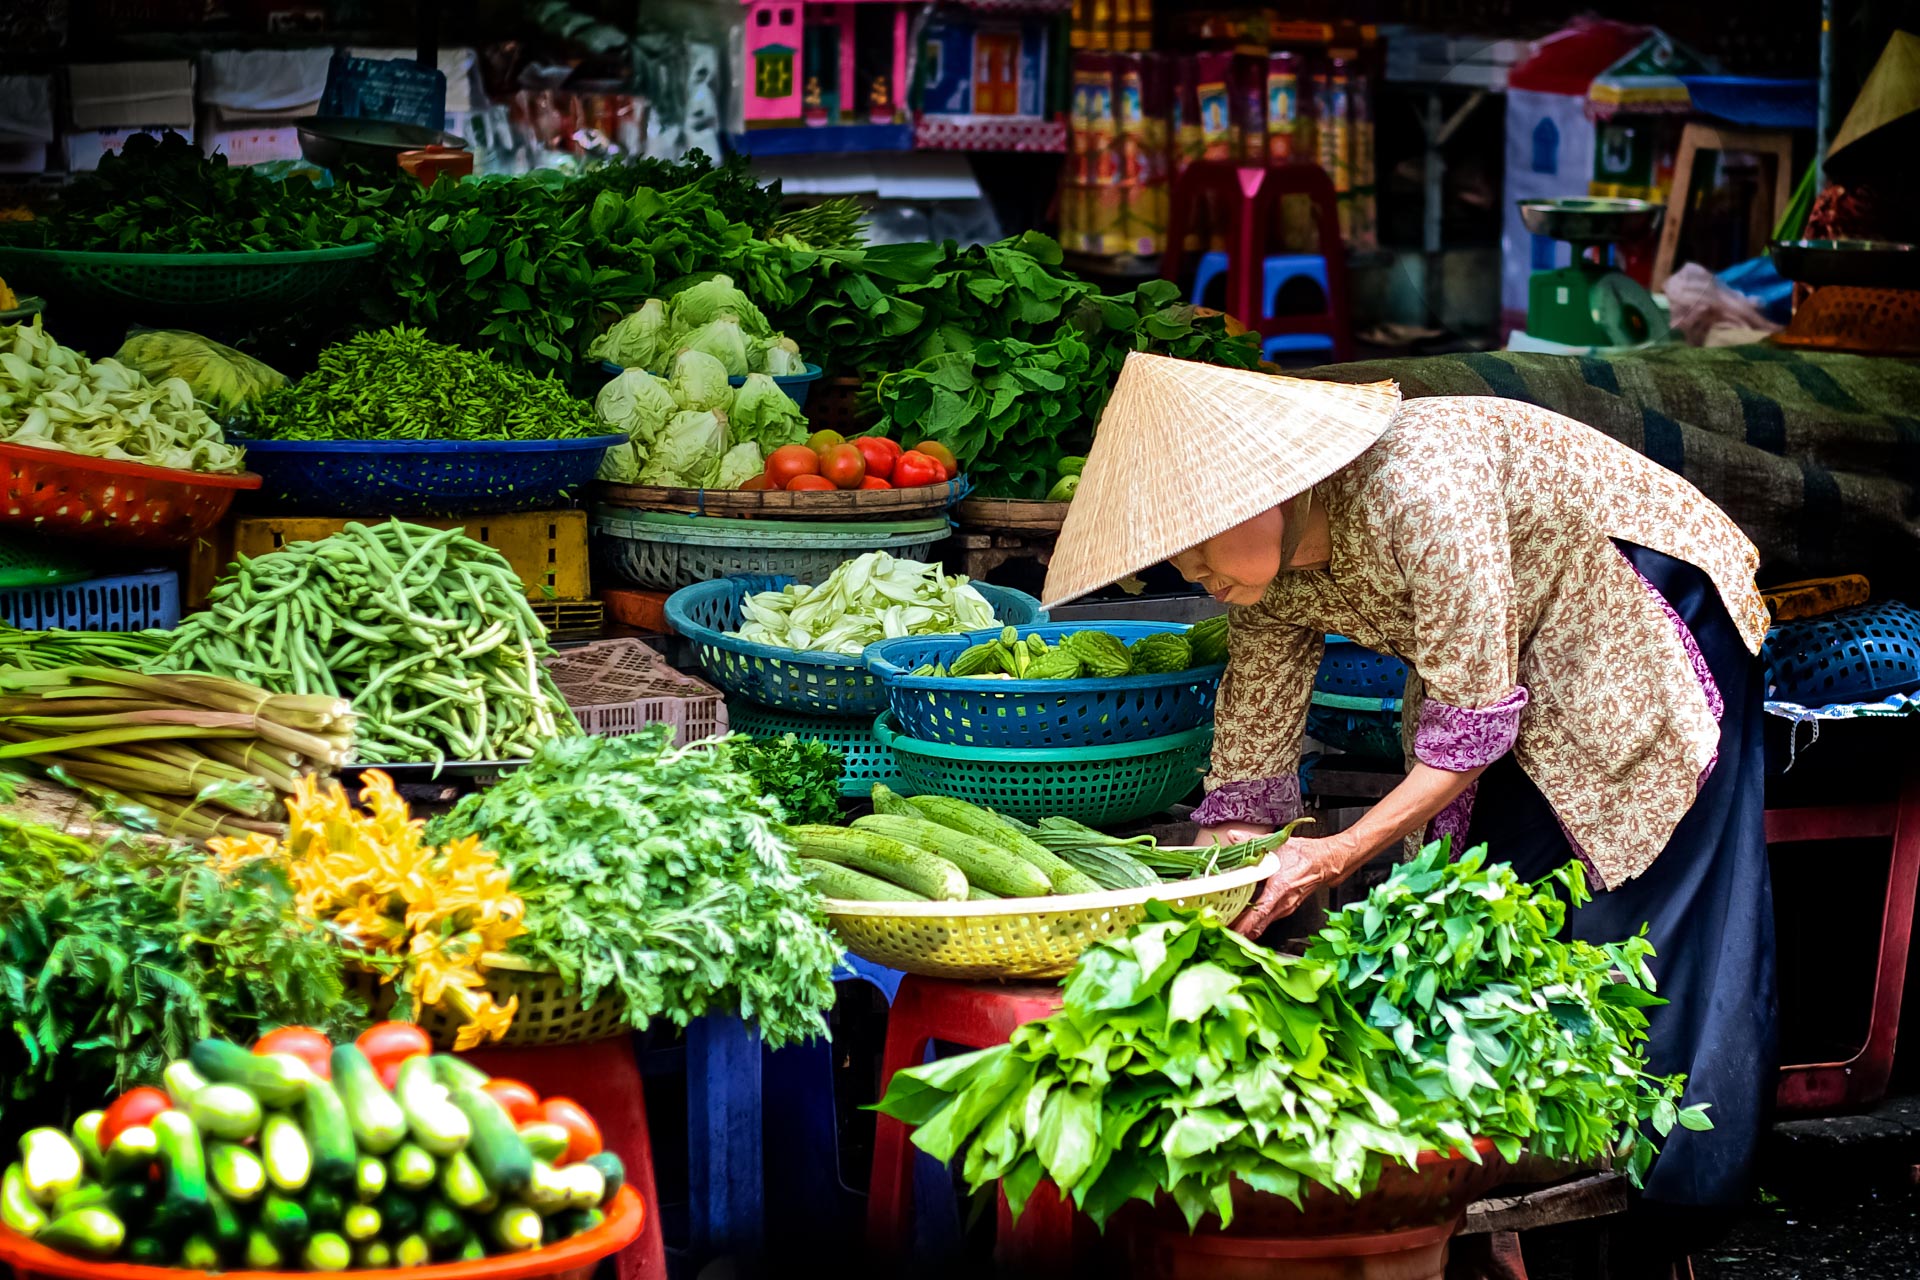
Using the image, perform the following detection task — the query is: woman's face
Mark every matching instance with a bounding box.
[1167,506,1284,606]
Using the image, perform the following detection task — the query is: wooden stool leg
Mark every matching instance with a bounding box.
[1652,124,1703,290]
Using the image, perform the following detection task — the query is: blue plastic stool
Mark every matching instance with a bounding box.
[1191,250,1336,362]
[1190,251,1232,309]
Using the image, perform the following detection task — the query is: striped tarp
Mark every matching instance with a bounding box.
[1308,346,1920,601]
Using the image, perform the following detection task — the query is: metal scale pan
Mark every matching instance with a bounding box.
[1518,198,1666,248]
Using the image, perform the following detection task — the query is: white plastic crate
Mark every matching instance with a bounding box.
[544,638,728,747]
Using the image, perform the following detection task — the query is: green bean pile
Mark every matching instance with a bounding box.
[246,327,603,442]
[153,521,578,764]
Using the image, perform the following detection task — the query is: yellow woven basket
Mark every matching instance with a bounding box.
[824,854,1278,980]
[349,954,631,1049]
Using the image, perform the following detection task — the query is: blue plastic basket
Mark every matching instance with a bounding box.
[665,575,1045,718]
[1763,600,1920,705]
[863,622,1223,749]
[597,362,825,410]
[1316,636,1408,700]
[725,700,905,799]
[0,568,180,631]
[1308,637,1407,760]
[235,433,626,517]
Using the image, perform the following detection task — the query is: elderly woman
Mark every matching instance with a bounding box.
[1042,353,1776,1261]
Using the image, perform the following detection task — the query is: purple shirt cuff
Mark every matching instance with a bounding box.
[1413,687,1528,772]
[1192,775,1304,826]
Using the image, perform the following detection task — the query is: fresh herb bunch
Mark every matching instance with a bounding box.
[879,842,1706,1230]
[0,131,389,253]
[734,733,845,826]
[0,804,362,1149]
[425,728,842,1049]
[248,327,603,441]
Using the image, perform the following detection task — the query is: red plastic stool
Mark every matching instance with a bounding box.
[1769,765,1920,1114]
[867,976,1066,1263]
[464,1037,670,1280]
[1163,160,1352,362]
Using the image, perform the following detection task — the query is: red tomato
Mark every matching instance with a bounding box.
[912,441,958,476]
[378,1060,404,1091]
[766,445,821,489]
[540,1098,603,1164]
[785,473,836,491]
[851,436,899,480]
[738,472,772,491]
[858,477,893,490]
[101,1087,172,1150]
[254,1026,332,1080]
[805,429,846,458]
[894,450,946,488]
[355,1021,432,1075]
[481,1079,543,1125]
[820,443,867,490]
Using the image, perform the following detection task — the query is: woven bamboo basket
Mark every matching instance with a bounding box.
[824,854,1277,980]
[351,953,630,1049]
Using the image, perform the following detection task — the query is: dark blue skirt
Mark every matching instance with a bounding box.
[1464,542,1778,1212]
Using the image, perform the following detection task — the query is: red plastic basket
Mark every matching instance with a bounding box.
[0,440,261,548]
[0,1187,643,1280]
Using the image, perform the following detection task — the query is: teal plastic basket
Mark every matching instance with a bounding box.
[872,713,1213,825]
[0,244,380,327]
[594,508,952,592]
[727,700,904,799]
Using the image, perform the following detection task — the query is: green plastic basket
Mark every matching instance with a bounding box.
[727,699,904,800]
[593,507,952,592]
[0,532,94,589]
[872,712,1213,825]
[0,244,380,326]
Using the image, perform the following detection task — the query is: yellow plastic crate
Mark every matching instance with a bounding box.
[187,510,589,608]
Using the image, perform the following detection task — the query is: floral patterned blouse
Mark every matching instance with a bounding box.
[1191,394,1770,889]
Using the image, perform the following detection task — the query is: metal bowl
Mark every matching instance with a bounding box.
[295,115,469,171]
[1517,198,1665,245]
[1769,239,1920,289]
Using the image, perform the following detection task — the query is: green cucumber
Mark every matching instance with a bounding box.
[260,1113,311,1193]
[51,1185,108,1216]
[329,1045,407,1155]
[582,1151,625,1207]
[388,1142,436,1191]
[516,1123,570,1163]
[521,1160,570,1213]
[419,1197,465,1253]
[203,1186,245,1259]
[150,1110,209,1231]
[341,1203,381,1242]
[36,1206,125,1258]
[207,1142,266,1204]
[394,1056,471,1156]
[447,1087,532,1198]
[260,1190,310,1249]
[394,1233,431,1267]
[300,1076,356,1188]
[436,1149,493,1212]
[375,1190,420,1237]
[304,1230,351,1271]
[70,1112,106,1176]
[2,1162,48,1235]
[179,1232,220,1269]
[188,1039,311,1108]
[555,1162,608,1211]
[303,1183,345,1230]
[490,1203,542,1252]
[353,1155,386,1202]
[244,1226,283,1269]
[187,1083,262,1142]
[127,1236,171,1265]
[161,1061,209,1107]
[101,1126,160,1185]
[357,1240,393,1268]
[19,1128,85,1205]
[457,1233,487,1262]
[429,1055,491,1092]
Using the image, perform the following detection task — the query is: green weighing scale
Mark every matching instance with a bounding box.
[1513,198,1672,353]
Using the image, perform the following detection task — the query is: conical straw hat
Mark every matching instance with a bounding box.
[1041,353,1400,608]
[1828,31,1920,178]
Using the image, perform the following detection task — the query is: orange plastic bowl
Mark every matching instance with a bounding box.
[0,440,262,548]
[0,1187,643,1280]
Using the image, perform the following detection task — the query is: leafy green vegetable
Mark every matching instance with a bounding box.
[248,328,602,442]
[734,734,845,827]
[638,409,727,488]
[425,728,842,1049]
[732,553,999,655]
[878,842,1705,1230]
[727,373,808,454]
[0,801,362,1151]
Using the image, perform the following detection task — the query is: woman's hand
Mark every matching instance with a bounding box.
[1196,822,1276,847]
[1231,835,1356,938]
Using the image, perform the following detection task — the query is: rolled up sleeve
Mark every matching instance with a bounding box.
[1195,609,1322,825]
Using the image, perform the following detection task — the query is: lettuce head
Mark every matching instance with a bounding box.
[677,315,750,378]
[588,298,672,373]
[667,349,734,414]
[715,441,766,490]
[669,275,771,338]
[728,372,809,453]
[637,408,729,488]
[595,368,679,448]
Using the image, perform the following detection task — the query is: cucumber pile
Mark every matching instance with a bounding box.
[1,1031,624,1271]
[793,786,1283,902]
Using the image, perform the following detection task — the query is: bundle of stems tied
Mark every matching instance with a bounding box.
[0,664,355,839]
